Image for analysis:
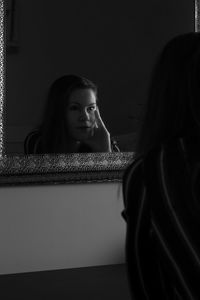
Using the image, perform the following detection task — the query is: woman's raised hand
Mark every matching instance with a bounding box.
[85,107,112,152]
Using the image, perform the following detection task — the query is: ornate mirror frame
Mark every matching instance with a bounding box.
[0,0,198,186]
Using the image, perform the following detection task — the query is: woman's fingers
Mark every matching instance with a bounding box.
[85,107,111,152]
[94,107,107,130]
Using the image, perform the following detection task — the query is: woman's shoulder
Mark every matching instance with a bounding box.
[144,137,186,166]
[24,129,42,154]
[124,135,198,187]
[122,154,145,194]
[123,139,181,184]
[124,144,161,176]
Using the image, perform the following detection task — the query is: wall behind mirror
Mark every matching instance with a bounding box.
[5,0,194,154]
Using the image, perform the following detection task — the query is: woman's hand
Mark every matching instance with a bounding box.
[84,107,112,152]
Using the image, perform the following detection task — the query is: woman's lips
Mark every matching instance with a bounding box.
[77,126,92,130]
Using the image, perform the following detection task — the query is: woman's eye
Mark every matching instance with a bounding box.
[88,106,96,112]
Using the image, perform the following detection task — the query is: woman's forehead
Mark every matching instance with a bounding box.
[68,88,97,105]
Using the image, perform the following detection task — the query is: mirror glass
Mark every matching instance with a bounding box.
[5,0,195,155]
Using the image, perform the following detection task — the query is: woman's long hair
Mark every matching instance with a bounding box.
[39,74,97,153]
[137,32,200,156]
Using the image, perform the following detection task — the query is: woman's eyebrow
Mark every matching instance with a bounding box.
[70,102,81,106]
[70,102,96,107]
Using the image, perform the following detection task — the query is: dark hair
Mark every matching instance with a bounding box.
[137,32,200,156]
[39,74,98,153]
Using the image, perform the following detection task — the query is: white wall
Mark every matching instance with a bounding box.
[0,182,125,275]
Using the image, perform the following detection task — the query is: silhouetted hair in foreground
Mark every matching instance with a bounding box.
[40,74,98,153]
[123,32,200,300]
[137,32,200,156]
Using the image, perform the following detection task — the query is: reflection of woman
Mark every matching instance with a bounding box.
[122,32,200,299]
[24,74,119,154]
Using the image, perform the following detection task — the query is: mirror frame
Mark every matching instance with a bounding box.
[0,0,198,186]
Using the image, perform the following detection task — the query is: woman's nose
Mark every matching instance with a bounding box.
[79,109,89,121]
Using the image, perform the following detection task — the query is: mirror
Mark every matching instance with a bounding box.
[6,0,148,154]
[0,0,197,185]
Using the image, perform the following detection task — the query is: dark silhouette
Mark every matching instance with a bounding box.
[122,32,200,299]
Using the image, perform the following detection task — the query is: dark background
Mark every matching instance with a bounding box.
[5,0,194,153]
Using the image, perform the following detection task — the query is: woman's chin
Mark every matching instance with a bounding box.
[70,134,89,143]
[77,135,91,141]
[75,130,93,141]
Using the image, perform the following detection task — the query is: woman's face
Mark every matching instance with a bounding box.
[65,88,97,141]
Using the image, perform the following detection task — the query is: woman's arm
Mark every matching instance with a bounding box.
[83,108,112,152]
